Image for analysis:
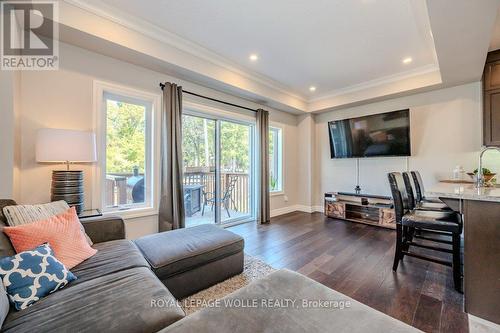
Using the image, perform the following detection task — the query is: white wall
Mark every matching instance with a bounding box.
[10,43,500,236]
[0,70,21,201]
[16,42,300,239]
[295,114,316,209]
[314,82,497,206]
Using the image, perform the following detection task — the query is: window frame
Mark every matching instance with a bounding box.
[269,125,284,195]
[183,100,257,225]
[93,80,161,219]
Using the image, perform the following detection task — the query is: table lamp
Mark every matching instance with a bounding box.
[36,128,97,214]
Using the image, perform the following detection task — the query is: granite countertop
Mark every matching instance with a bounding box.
[427,183,500,203]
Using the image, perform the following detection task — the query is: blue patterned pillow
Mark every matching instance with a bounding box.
[0,243,76,310]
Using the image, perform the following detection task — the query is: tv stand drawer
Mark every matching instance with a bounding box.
[325,201,345,219]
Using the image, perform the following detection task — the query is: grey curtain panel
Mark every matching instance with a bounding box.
[159,82,185,231]
[257,109,270,224]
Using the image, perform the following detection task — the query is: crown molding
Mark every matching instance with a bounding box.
[63,0,307,103]
[61,0,446,114]
[309,64,441,104]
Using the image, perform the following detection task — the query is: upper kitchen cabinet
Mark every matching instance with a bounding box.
[483,51,500,146]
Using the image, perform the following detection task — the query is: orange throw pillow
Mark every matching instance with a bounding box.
[3,207,97,269]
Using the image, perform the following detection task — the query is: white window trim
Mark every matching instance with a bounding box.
[92,80,161,219]
[269,124,284,196]
[183,100,256,124]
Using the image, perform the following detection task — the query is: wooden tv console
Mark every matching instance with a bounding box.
[324,192,396,229]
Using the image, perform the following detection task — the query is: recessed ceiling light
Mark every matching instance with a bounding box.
[309,86,317,92]
[249,54,259,62]
[402,57,413,64]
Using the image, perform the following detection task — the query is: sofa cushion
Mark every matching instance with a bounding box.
[2,267,185,333]
[0,243,76,311]
[70,239,149,285]
[134,224,244,279]
[161,269,419,333]
[0,200,17,258]
[0,282,9,328]
[0,201,16,226]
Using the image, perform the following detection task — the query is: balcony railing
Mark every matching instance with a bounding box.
[183,171,250,213]
[105,173,143,208]
[104,171,250,214]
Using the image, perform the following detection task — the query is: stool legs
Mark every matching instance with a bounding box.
[393,224,403,271]
[452,233,462,293]
[393,225,463,293]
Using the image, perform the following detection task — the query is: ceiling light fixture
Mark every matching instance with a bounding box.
[249,54,259,62]
[309,86,317,92]
[402,57,413,64]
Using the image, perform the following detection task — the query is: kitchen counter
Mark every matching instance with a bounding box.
[427,183,500,202]
[427,183,500,325]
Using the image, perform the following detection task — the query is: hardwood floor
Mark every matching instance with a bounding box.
[227,211,468,333]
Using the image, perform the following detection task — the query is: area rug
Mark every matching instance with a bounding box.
[180,254,276,315]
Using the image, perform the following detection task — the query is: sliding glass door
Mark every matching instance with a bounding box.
[182,113,254,227]
[182,115,216,226]
[220,120,253,224]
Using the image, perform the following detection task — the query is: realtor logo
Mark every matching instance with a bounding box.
[1,0,59,70]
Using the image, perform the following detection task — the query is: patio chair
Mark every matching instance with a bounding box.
[202,175,238,218]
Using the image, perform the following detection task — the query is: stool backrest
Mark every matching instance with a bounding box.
[402,172,417,210]
[387,172,411,223]
[411,171,425,202]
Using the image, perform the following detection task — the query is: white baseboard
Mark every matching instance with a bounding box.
[312,205,324,212]
[469,314,500,333]
[295,205,313,213]
[270,205,301,217]
[270,204,324,217]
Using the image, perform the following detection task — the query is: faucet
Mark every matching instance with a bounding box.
[477,146,500,187]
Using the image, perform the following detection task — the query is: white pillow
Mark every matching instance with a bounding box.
[2,201,93,245]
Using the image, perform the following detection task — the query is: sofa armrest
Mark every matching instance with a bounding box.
[80,215,125,243]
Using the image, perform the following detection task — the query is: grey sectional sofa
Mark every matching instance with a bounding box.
[0,200,185,332]
[0,199,244,332]
[0,200,420,333]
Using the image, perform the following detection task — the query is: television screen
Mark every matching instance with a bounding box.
[328,109,411,158]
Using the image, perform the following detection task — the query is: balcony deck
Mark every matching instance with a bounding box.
[105,170,252,226]
[186,209,251,228]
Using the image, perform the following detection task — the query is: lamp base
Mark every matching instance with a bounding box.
[51,170,84,214]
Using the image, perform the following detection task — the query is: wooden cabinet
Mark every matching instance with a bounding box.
[484,61,500,90]
[324,193,395,230]
[484,88,500,146]
[483,51,500,146]
[463,200,500,324]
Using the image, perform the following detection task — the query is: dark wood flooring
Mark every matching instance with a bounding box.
[227,212,468,333]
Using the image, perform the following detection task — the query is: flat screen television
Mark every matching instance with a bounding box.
[328,109,411,158]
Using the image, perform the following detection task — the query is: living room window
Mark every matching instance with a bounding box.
[94,81,160,216]
[269,126,283,193]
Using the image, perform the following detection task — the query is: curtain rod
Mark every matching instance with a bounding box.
[159,83,258,113]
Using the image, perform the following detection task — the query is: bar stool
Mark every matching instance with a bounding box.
[403,171,451,212]
[411,170,446,205]
[387,172,463,292]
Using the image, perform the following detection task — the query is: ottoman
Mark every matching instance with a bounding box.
[134,224,244,299]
